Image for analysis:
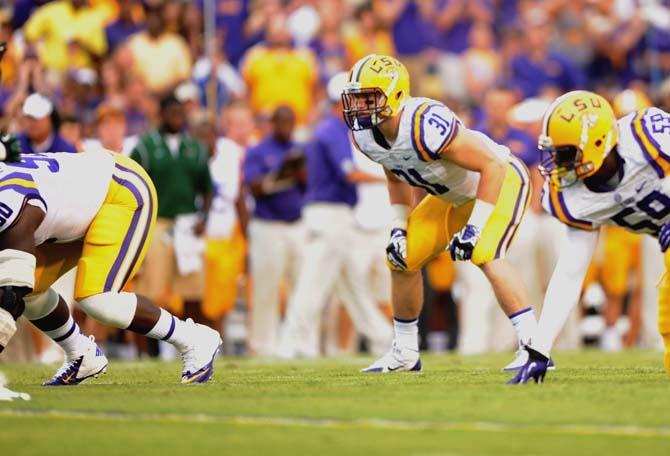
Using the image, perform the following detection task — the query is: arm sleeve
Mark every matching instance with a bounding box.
[197,143,214,194]
[23,7,47,42]
[535,227,599,355]
[322,135,355,178]
[541,183,596,231]
[410,102,461,162]
[130,139,151,172]
[242,147,263,184]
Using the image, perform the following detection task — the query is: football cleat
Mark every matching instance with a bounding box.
[42,336,108,386]
[361,341,422,373]
[179,320,222,384]
[507,346,550,384]
[0,372,30,401]
[502,348,555,372]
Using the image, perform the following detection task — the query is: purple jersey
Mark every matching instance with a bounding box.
[305,115,357,207]
[243,137,304,222]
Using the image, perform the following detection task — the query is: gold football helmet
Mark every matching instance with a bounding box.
[341,54,410,130]
[539,91,618,186]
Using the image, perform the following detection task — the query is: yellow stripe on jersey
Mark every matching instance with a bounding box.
[631,109,670,178]
[411,102,434,162]
[0,178,38,191]
[547,185,594,231]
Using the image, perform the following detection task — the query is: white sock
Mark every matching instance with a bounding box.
[43,315,87,359]
[394,318,419,351]
[145,309,191,350]
[509,307,537,347]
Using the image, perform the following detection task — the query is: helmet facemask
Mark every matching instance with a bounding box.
[341,86,390,131]
[538,135,595,188]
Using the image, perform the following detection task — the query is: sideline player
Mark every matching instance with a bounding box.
[510,90,670,383]
[0,136,222,385]
[342,54,537,372]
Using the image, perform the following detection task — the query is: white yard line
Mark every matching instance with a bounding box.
[1,408,669,438]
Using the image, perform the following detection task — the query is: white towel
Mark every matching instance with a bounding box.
[173,214,205,275]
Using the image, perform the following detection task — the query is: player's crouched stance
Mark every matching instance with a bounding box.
[341,55,537,374]
[0,136,221,385]
[510,91,670,384]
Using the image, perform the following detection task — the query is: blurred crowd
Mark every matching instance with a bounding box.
[1,0,670,363]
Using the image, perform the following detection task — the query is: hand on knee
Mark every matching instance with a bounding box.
[78,292,137,329]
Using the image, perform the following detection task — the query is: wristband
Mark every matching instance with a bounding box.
[466,199,495,231]
[390,204,410,230]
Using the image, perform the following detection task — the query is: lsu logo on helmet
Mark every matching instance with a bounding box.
[341,54,410,131]
[539,90,618,187]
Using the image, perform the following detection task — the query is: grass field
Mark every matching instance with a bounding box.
[1,351,669,455]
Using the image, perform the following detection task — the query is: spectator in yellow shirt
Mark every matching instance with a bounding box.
[344,2,395,66]
[123,3,192,96]
[23,0,108,73]
[240,14,317,126]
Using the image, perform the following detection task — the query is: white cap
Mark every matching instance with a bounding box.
[327,72,348,103]
[73,68,98,86]
[175,81,200,104]
[22,93,53,119]
[508,97,552,124]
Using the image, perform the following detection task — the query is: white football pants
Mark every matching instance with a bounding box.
[278,204,393,358]
[248,218,304,356]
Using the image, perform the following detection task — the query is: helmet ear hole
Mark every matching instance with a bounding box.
[396,91,403,100]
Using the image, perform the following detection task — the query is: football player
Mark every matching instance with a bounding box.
[510,90,670,383]
[583,90,651,351]
[342,54,537,372]
[0,136,222,385]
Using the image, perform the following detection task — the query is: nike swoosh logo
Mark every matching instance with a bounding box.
[387,365,402,372]
[635,181,647,193]
[402,156,411,161]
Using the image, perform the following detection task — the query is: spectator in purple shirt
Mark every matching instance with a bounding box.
[424,0,494,55]
[475,86,539,169]
[510,15,586,98]
[278,72,392,358]
[10,0,50,30]
[17,93,77,154]
[243,105,306,357]
[104,0,143,55]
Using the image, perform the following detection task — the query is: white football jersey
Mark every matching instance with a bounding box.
[352,96,510,206]
[0,151,115,245]
[541,107,670,235]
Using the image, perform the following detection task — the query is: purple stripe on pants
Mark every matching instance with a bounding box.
[494,157,529,259]
[113,163,155,288]
[104,175,145,292]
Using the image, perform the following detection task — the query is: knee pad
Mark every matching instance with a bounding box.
[78,291,137,329]
[23,288,59,321]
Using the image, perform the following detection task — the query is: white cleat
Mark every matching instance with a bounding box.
[179,320,223,384]
[0,372,30,401]
[361,341,422,373]
[43,336,108,386]
[503,348,555,372]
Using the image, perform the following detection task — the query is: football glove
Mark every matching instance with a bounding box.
[386,228,407,270]
[0,135,22,163]
[659,221,670,252]
[507,346,549,384]
[448,224,481,261]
